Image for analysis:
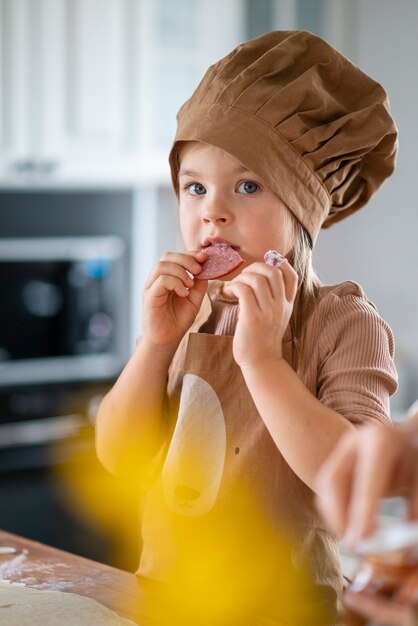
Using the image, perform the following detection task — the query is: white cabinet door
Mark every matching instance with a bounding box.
[48,0,129,162]
[0,0,32,175]
[0,0,140,177]
[0,0,135,181]
[0,0,245,184]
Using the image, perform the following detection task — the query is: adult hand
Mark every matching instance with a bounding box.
[315,404,418,547]
[343,586,418,626]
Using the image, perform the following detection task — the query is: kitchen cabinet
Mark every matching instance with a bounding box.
[0,0,244,185]
[0,0,345,186]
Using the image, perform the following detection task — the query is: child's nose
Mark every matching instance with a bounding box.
[201,200,232,225]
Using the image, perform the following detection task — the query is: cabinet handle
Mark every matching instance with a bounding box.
[14,159,36,173]
[13,159,59,176]
[37,160,59,175]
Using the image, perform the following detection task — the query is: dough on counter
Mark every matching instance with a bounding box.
[0,580,137,625]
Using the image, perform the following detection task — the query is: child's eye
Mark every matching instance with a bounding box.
[237,181,259,194]
[187,183,206,196]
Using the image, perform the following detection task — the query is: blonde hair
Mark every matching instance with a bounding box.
[288,220,322,376]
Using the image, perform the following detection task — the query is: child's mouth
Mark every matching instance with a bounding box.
[202,238,239,251]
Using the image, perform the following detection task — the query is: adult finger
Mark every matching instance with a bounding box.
[344,590,410,625]
[406,445,418,521]
[345,425,400,545]
[315,430,358,537]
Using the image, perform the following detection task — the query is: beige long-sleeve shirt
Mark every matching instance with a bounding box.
[196,279,397,426]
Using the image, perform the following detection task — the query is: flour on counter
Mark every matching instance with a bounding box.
[0,549,28,578]
[0,580,138,625]
[0,549,112,593]
[0,547,16,555]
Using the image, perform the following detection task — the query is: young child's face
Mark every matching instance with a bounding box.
[178,142,295,279]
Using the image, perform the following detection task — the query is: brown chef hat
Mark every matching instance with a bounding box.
[169,30,398,244]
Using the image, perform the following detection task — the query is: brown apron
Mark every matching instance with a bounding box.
[138,294,343,625]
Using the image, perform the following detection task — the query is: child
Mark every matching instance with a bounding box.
[96,31,398,625]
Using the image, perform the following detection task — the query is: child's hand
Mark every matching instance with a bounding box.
[226,260,298,368]
[141,250,208,348]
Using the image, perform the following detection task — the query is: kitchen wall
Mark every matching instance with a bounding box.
[313,0,418,416]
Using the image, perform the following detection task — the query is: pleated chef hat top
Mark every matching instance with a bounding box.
[169,30,398,244]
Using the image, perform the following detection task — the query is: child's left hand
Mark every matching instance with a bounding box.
[225,261,298,368]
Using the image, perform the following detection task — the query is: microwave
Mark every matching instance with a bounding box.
[0,236,126,388]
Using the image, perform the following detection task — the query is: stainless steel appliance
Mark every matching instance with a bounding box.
[0,236,125,387]
[0,189,140,568]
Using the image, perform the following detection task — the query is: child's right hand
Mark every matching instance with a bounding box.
[141,250,208,348]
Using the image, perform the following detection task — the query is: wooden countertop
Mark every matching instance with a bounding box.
[9,529,415,626]
[0,530,143,623]
[0,529,264,626]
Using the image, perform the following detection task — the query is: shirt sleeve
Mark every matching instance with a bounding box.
[315,291,398,425]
